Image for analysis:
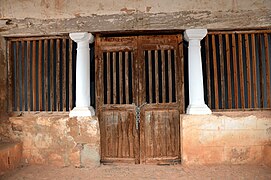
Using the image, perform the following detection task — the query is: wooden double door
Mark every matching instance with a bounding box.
[95,34,184,164]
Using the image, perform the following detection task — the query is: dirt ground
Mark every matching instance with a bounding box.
[1,164,271,180]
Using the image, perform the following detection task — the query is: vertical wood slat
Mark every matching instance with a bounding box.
[32,41,37,111]
[225,34,232,109]
[38,40,43,111]
[161,50,166,103]
[212,35,219,109]
[122,113,128,157]
[128,112,134,158]
[155,50,159,103]
[106,52,111,104]
[112,112,117,157]
[168,50,172,103]
[150,112,154,158]
[132,50,137,105]
[62,39,67,111]
[258,34,264,108]
[205,36,212,108]
[113,52,117,104]
[125,51,129,104]
[232,34,239,108]
[69,39,73,110]
[44,39,48,111]
[56,39,60,111]
[144,111,150,157]
[148,51,153,103]
[27,41,31,111]
[174,49,178,103]
[119,52,123,104]
[251,34,258,108]
[160,113,166,156]
[50,39,54,111]
[21,41,25,111]
[117,114,122,158]
[165,111,171,156]
[238,34,245,109]
[178,34,184,113]
[7,41,14,112]
[218,34,225,109]
[117,109,122,157]
[137,36,145,108]
[245,34,252,108]
[264,33,271,107]
[16,41,20,111]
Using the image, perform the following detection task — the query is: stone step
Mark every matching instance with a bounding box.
[0,142,22,175]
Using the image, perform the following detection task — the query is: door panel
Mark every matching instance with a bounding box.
[138,35,183,164]
[96,35,139,163]
[141,109,180,164]
[100,108,139,163]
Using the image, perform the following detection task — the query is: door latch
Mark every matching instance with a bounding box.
[135,102,147,130]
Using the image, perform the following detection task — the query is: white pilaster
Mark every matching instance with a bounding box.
[69,32,95,117]
[184,29,212,114]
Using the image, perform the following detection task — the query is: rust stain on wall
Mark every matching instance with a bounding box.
[120,7,136,14]
[55,0,65,11]
[146,7,152,12]
[41,0,50,9]
[231,147,250,162]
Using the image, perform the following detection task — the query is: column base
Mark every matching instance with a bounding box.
[186,104,212,115]
[69,107,95,117]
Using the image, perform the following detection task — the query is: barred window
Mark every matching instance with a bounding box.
[6,36,95,112]
[201,30,271,110]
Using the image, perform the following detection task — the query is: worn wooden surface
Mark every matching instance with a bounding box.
[204,30,271,110]
[96,34,183,164]
[7,36,74,112]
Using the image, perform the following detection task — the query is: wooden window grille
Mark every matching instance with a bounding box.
[6,36,95,112]
[202,30,271,110]
[103,51,134,104]
[144,49,177,104]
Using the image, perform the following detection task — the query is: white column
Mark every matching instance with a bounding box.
[184,29,212,114]
[69,32,95,117]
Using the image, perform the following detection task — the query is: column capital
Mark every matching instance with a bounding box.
[69,32,94,44]
[184,29,207,41]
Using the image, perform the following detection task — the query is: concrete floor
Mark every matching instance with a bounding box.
[1,164,271,180]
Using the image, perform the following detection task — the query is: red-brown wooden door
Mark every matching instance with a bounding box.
[95,34,184,164]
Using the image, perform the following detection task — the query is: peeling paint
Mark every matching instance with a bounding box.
[6,115,100,167]
[0,10,270,37]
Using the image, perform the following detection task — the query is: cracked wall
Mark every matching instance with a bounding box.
[8,114,100,167]
[0,0,270,37]
[0,0,270,19]
[0,0,271,167]
[182,111,271,165]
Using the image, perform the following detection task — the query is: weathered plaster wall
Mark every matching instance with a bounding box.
[3,111,271,166]
[264,145,271,167]
[0,142,22,175]
[182,111,271,165]
[0,0,270,36]
[0,0,270,19]
[8,114,100,167]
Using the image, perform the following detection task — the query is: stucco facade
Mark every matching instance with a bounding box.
[0,0,270,36]
[0,0,271,169]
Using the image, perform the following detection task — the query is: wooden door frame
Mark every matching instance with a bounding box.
[95,33,184,164]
